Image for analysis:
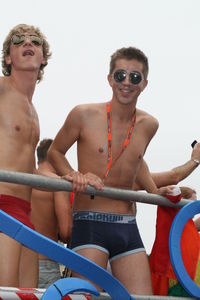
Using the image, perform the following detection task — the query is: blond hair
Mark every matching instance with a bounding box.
[2,24,51,82]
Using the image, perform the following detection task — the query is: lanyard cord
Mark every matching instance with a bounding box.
[104,102,136,179]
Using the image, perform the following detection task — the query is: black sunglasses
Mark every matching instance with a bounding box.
[11,34,43,46]
[113,69,142,85]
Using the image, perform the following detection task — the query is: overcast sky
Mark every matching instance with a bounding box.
[1,0,200,253]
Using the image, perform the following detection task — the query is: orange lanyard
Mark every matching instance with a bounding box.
[104,102,136,179]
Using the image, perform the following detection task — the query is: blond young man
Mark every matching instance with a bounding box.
[0,24,51,287]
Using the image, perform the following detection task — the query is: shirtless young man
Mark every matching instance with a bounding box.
[31,139,72,288]
[48,47,166,295]
[0,24,51,287]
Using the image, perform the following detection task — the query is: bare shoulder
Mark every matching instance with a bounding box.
[0,76,6,94]
[136,108,159,129]
[71,102,105,114]
[68,102,105,121]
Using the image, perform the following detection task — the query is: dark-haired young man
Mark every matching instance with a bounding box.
[31,139,72,288]
[48,47,170,294]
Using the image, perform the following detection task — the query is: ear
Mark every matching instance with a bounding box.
[141,79,148,91]
[107,74,112,87]
[41,57,46,65]
[5,55,11,65]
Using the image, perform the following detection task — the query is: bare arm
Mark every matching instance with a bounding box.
[151,142,200,187]
[54,191,72,244]
[142,114,159,155]
[133,159,175,195]
[133,115,159,192]
[133,159,158,193]
[48,106,104,192]
[48,106,82,176]
[134,143,200,189]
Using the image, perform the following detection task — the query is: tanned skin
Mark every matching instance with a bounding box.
[0,32,45,287]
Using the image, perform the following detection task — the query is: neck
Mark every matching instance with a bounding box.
[10,69,38,102]
[38,161,55,172]
[110,98,136,122]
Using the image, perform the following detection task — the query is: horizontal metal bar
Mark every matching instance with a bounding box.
[92,294,194,300]
[0,169,191,208]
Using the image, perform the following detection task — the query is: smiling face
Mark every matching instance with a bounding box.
[108,58,148,105]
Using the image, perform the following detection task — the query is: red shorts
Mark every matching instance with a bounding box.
[0,194,34,229]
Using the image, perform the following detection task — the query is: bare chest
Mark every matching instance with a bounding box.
[0,91,39,146]
[78,116,147,185]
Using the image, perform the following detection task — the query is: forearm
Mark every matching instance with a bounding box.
[134,159,158,194]
[172,141,200,183]
[47,148,74,176]
[55,191,73,243]
[171,159,199,184]
[150,159,199,188]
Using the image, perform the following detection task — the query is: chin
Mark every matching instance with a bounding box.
[118,97,134,105]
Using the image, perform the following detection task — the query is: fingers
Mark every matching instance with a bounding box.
[157,185,175,195]
[73,172,88,193]
[85,173,104,190]
[191,142,200,161]
[62,171,104,193]
[158,185,182,203]
[69,171,88,193]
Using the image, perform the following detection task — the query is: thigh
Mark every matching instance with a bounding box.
[19,245,38,287]
[0,232,21,286]
[72,247,109,291]
[111,251,153,295]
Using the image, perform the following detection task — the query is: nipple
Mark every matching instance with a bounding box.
[15,125,20,131]
[98,147,104,153]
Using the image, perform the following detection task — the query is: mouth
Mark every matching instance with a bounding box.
[23,50,34,56]
[120,87,132,95]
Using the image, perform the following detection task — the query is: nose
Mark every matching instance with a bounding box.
[23,36,32,46]
[123,74,131,85]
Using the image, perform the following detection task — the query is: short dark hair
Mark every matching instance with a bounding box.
[180,186,196,199]
[37,138,53,163]
[109,47,149,79]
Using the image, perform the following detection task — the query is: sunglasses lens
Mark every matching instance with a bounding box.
[30,35,43,46]
[11,35,25,45]
[11,35,42,46]
[114,70,126,82]
[130,72,142,84]
[114,70,142,85]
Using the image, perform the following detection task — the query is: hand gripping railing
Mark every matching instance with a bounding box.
[0,169,191,207]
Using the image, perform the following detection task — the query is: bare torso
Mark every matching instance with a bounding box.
[0,77,39,201]
[72,102,158,215]
[31,175,58,260]
[31,162,72,260]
